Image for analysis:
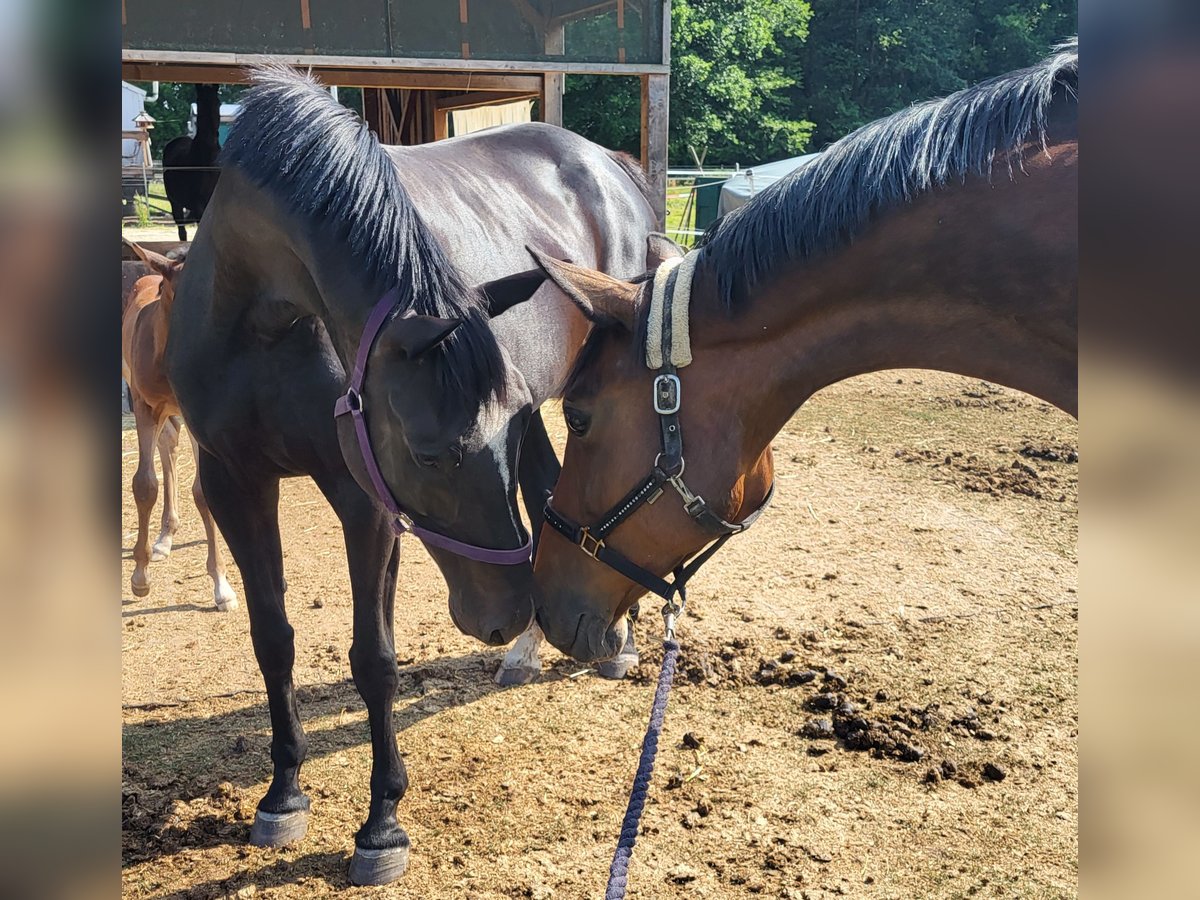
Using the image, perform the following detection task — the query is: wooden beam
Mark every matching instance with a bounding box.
[299,0,311,29]
[640,73,668,226]
[435,90,538,111]
[543,21,565,127]
[434,109,449,142]
[121,61,546,92]
[121,48,669,76]
[661,0,672,67]
[507,0,547,31]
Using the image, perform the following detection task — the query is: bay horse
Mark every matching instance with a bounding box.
[529,41,1078,663]
[165,65,657,884]
[162,84,221,241]
[121,241,236,610]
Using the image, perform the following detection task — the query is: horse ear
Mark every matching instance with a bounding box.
[125,240,184,284]
[527,247,641,331]
[381,315,462,359]
[646,232,686,268]
[477,268,548,318]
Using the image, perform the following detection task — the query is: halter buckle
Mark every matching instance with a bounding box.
[579,528,605,559]
[653,374,681,415]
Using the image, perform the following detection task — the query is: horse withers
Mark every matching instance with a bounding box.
[122,241,236,610]
[529,41,1079,664]
[166,65,658,884]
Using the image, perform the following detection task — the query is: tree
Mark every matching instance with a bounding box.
[565,0,816,166]
[795,0,1076,148]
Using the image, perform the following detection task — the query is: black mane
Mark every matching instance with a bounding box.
[698,38,1079,309]
[221,64,505,404]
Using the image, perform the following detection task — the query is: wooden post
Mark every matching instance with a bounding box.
[542,20,565,127]
[640,73,668,227]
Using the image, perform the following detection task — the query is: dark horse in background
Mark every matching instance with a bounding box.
[166,66,658,884]
[529,41,1078,662]
[163,84,220,241]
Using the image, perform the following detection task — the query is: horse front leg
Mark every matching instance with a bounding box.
[495,621,546,686]
[317,473,409,885]
[151,416,181,561]
[495,409,559,686]
[188,433,237,611]
[198,454,309,846]
[129,399,163,598]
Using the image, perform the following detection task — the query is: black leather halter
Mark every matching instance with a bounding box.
[543,262,774,619]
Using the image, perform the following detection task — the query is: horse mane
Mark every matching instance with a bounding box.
[221,64,506,404]
[698,37,1079,309]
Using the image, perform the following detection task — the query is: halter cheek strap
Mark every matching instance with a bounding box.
[543,251,775,629]
[335,288,532,566]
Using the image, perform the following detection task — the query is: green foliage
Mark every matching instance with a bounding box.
[565,0,815,165]
[564,0,1075,167]
[797,0,1077,148]
[669,0,814,163]
[133,194,152,228]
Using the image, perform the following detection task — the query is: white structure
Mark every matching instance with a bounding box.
[718,153,821,216]
[122,81,151,165]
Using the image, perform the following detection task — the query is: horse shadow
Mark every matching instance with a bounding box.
[123,649,561,871]
[156,851,350,898]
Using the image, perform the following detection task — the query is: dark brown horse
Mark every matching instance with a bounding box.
[162,84,221,241]
[530,41,1078,663]
[166,66,657,884]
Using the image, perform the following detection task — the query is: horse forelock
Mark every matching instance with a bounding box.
[221,63,506,409]
[698,38,1079,310]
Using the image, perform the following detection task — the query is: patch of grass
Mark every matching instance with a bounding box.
[133,194,153,228]
[665,178,697,247]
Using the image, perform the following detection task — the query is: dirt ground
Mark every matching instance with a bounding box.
[121,371,1077,900]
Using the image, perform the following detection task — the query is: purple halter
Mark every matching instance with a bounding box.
[334,288,533,565]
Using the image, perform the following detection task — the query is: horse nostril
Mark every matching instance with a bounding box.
[489,628,505,646]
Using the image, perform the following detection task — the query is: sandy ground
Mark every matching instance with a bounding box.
[122,370,1077,899]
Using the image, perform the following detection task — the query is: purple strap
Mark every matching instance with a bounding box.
[335,289,532,566]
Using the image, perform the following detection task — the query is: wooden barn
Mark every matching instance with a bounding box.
[120,0,671,221]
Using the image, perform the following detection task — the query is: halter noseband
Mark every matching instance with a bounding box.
[542,254,774,630]
[334,287,532,566]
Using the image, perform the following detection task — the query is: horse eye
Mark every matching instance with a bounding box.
[563,406,590,437]
[416,452,439,469]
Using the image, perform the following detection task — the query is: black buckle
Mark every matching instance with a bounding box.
[653,374,681,415]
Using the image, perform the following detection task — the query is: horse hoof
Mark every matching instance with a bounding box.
[596,653,639,681]
[349,837,411,886]
[494,664,540,686]
[214,582,239,612]
[131,579,151,598]
[151,544,171,562]
[249,809,309,847]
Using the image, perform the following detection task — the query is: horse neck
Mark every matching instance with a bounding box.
[694,145,1078,458]
[194,88,220,150]
[209,177,383,368]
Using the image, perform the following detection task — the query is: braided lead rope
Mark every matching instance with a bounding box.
[604,637,681,900]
